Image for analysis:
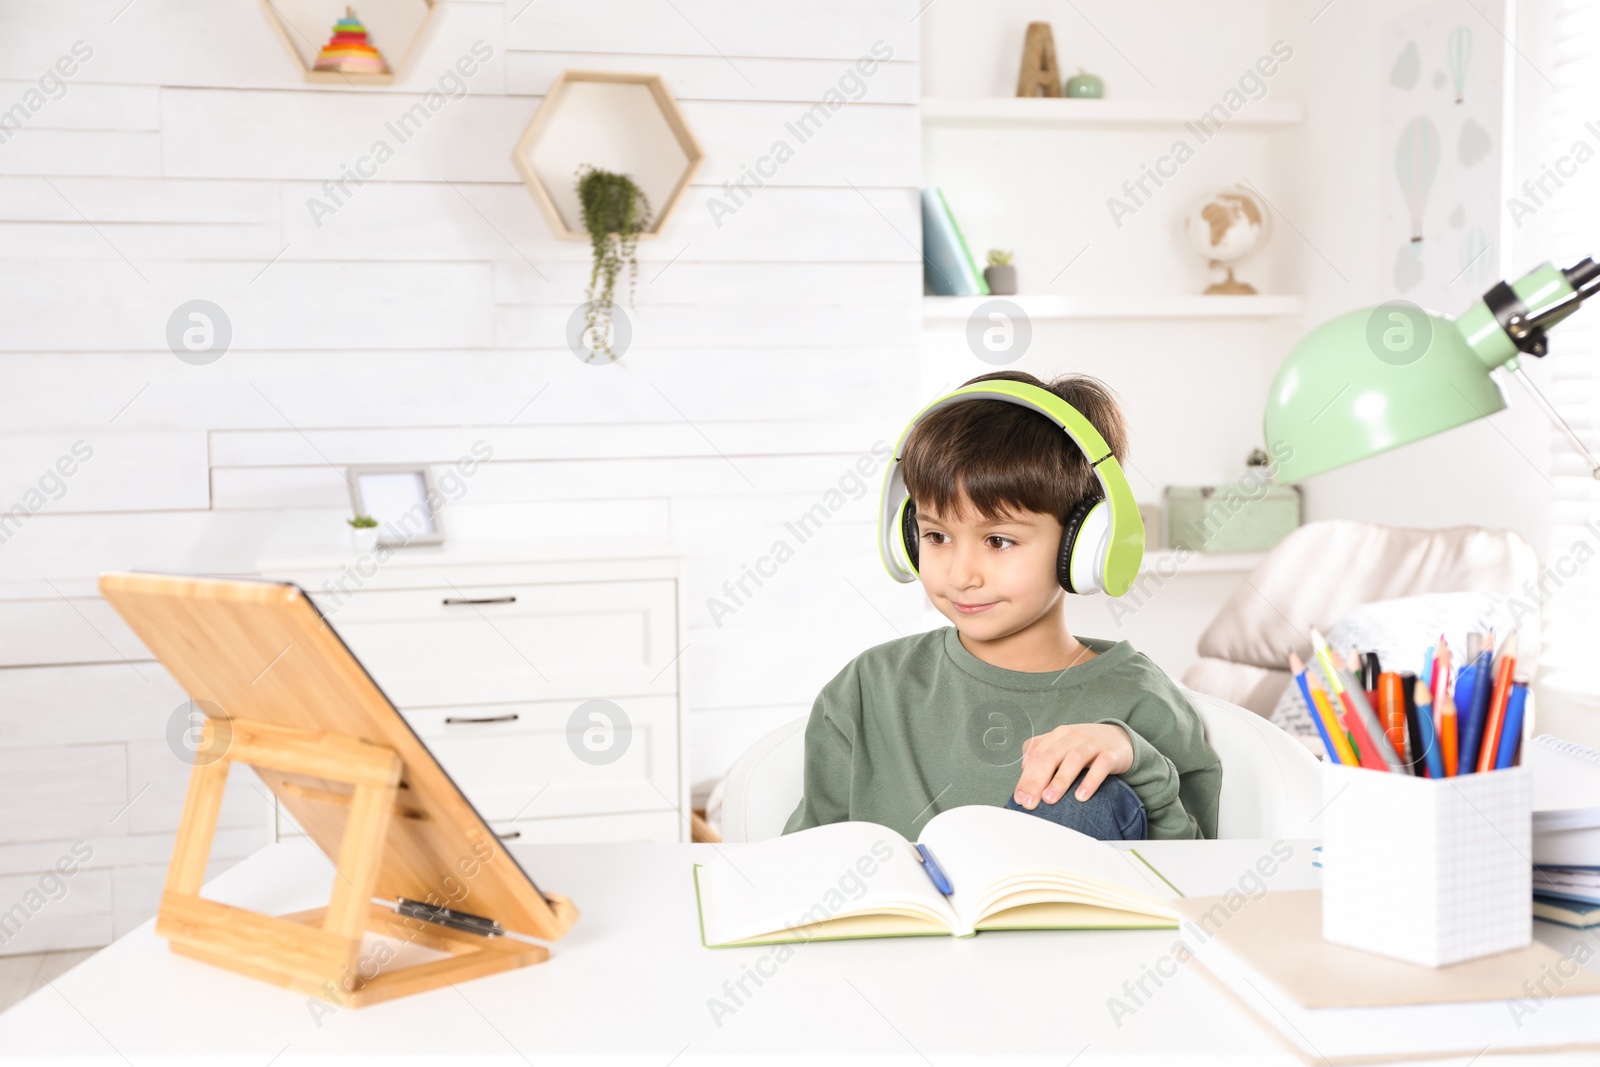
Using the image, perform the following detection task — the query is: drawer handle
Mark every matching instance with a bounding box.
[444,713,520,725]
[442,595,517,606]
[497,830,522,840]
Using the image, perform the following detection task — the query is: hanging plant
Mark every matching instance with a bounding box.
[576,165,652,362]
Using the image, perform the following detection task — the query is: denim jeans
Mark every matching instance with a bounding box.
[1004,769,1147,840]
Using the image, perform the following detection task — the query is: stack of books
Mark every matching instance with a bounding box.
[1530,734,1600,927]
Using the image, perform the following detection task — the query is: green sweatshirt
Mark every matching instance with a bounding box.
[782,627,1220,840]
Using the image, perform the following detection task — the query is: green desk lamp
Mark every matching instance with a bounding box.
[1265,258,1600,482]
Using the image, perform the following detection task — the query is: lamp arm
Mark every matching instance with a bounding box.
[1509,258,1600,343]
[1504,363,1600,480]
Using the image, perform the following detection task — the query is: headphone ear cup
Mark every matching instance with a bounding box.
[900,498,920,574]
[1057,494,1108,594]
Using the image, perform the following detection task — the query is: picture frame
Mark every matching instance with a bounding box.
[346,464,445,547]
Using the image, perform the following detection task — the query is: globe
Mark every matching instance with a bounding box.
[1184,186,1271,294]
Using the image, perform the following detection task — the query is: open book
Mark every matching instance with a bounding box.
[694,804,1179,946]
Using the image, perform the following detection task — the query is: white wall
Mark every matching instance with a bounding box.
[918,2,1560,681]
[1267,0,1555,555]
[0,0,924,951]
[918,2,1303,675]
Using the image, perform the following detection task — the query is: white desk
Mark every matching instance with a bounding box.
[0,839,1594,1065]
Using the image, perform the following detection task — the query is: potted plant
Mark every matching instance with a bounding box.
[347,513,379,553]
[576,166,653,362]
[984,249,1018,295]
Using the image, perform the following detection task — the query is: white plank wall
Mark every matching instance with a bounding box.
[0,0,924,953]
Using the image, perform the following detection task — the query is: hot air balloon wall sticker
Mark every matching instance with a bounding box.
[1380,0,1505,314]
[1396,115,1440,244]
[1446,25,1472,104]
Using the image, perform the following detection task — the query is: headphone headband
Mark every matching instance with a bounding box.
[876,381,1144,597]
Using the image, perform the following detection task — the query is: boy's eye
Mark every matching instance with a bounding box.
[921,530,949,545]
[986,535,1016,550]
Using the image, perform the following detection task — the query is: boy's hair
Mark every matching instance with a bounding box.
[900,370,1128,523]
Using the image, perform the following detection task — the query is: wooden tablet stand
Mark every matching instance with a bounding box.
[100,572,578,1008]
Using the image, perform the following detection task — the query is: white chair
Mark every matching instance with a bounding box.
[719,688,1323,843]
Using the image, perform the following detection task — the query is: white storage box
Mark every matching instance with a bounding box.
[1321,763,1531,967]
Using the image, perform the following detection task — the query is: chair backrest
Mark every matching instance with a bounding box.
[719,688,1323,843]
[1181,687,1323,838]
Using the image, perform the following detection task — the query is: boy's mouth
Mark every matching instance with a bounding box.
[949,599,999,615]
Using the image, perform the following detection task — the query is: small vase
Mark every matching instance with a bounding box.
[1064,69,1104,99]
[349,526,379,554]
[984,264,1018,295]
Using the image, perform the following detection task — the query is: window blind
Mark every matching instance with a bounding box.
[1534,0,1600,672]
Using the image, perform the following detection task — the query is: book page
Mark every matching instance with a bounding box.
[697,821,959,945]
[916,805,1177,929]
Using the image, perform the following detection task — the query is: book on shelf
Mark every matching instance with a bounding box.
[693,804,1177,947]
[920,187,989,297]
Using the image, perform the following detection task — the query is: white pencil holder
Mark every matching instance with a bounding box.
[1320,763,1530,967]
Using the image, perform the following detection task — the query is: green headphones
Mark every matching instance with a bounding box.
[877,380,1145,597]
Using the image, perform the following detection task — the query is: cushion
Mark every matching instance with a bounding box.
[1267,590,1517,756]
[1180,657,1290,719]
[1197,521,1539,673]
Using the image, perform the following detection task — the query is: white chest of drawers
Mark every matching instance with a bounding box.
[256,545,688,843]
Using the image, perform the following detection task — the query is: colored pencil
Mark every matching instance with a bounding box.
[1313,638,1382,770]
[1495,682,1529,769]
[1306,666,1358,766]
[1414,679,1445,778]
[1477,633,1518,774]
[1290,652,1341,764]
[1458,640,1496,774]
[1434,639,1458,776]
[1311,628,1405,773]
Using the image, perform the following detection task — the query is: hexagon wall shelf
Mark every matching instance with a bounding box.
[262,0,434,86]
[512,71,704,241]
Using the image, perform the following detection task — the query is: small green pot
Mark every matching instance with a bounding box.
[1064,69,1104,98]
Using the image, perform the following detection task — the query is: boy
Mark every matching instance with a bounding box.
[782,370,1221,841]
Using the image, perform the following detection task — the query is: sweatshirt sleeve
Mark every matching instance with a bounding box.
[1098,689,1222,840]
[780,663,862,834]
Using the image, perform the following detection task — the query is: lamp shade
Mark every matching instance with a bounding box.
[1263,305,1508,483]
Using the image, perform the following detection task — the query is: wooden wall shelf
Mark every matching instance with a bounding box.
[923,294,1304,322]
[921,97,1304,130]
[261,0,435,86]
[512,70,704,241]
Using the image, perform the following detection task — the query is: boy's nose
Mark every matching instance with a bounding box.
[947,546,983,588]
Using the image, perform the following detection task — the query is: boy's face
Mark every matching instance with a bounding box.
[913,497,1065,643]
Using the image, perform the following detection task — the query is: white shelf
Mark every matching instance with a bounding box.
[921,97,1304,129]
[923,294,1304,322]
[1142,549,1264,575]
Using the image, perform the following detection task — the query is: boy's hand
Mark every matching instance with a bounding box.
[1013,723,1133,809]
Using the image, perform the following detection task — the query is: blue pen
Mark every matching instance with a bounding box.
[914,843,954,896]
[1494,683,1529,769]
[1458,649,1495,774]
